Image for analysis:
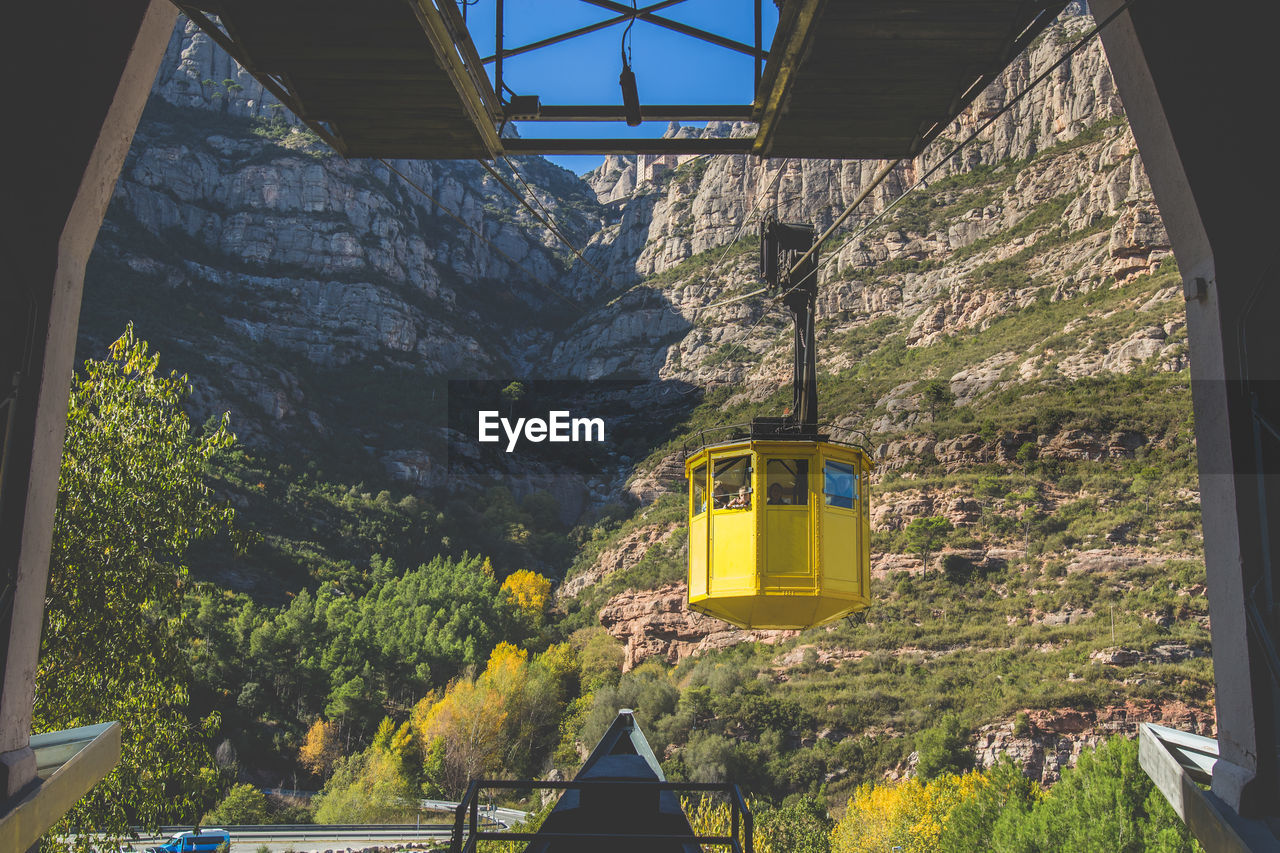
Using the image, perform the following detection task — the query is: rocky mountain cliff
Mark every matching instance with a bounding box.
[86,11,1156,461]
[551,13,1161,387]
[86,15,611,454]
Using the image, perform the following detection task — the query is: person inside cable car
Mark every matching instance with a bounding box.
[727,486,751,509]
[766,459,807,505]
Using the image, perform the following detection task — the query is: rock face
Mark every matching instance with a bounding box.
[551,15,1171,390]
[597,582,798,670]
[83,11,1189,636]
[558,524,679,601]
[87,16,615,470]
[973,700,1215,785]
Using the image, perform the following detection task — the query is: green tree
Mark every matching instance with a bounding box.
[942,552,975,584]
[576,628,624,691]
[919,378,955,420]
[500,381,527,416]
[1015,441,1038,467]
[204,783,269,826]
[935,759,1037,853]
[991,736,1200,852]
[914,712,971,780]
[38,326,234,850]
[756,794,832,853]
[313,750,418,824]
[903,516,953,578]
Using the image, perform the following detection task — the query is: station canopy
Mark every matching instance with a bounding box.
[177,0,1068,160]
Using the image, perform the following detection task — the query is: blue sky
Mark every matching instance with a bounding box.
[458,0,779,173]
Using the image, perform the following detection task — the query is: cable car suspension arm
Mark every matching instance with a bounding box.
[760,219,820,437]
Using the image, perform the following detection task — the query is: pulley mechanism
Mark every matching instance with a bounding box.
[619,0,642,126]
[755,218,820,438]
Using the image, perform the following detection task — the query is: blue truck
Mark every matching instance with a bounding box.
[145,828,230,852]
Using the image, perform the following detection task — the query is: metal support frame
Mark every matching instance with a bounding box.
[177,6,348,154]
[449,779,753,853]
[0,723,122,853]
[481,0,765,63]
[910,2,1064,156]
[480,0,687,63]
[2,0,172,841]
[495,0,504,101]
[754,0,762,99]
[476,0,765,128]
[1139,724,1280,852]
[502,136,754,154]
[1092,0,1280,834]
[1247,396,1280,689]
[578,0,766,58]
[526,104,753,121]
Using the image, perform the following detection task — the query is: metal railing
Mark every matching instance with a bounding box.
[681,421,872,462]
[450,779,753,853]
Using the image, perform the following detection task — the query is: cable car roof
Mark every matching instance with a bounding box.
[176,0,1068,159]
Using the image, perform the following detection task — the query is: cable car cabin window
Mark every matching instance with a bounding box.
[765,459,808,506]
[691,464,708,516]
[712,456,752,510]
[824,460,856,509]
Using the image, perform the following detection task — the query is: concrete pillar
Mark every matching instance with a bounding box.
[1094,0,1280,818]
[0,0,177,807]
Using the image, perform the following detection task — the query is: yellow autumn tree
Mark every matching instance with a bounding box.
[501,569,552,618]
[831,772,979,853]
[298,718,342,778]
[685,797,772,853]
[413,644,529,796]
[411,642,578,796]
[313,746,418,824]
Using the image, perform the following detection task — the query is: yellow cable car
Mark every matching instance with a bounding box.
[684,220,874,630]
[685,438,872,629]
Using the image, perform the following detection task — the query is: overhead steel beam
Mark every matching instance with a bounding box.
[503,137,755,155]
[751,0,825,155]
[407,0,504,156]
[481,0,689,63]
[177,6,349,155]
[530,104,754,121]
[578,0,769,58]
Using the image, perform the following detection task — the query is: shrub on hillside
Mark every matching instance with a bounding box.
[204,783,268,826]
[942,553,976,583]
[914,713,972,780]
[829,737,1201,853]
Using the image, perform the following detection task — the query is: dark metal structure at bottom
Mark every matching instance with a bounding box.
[450,709,752,852]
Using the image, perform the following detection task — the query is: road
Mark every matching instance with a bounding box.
[73,800,532,852]
[224,828,446,853]
[419,798,529,827]
[123,826,451,853]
